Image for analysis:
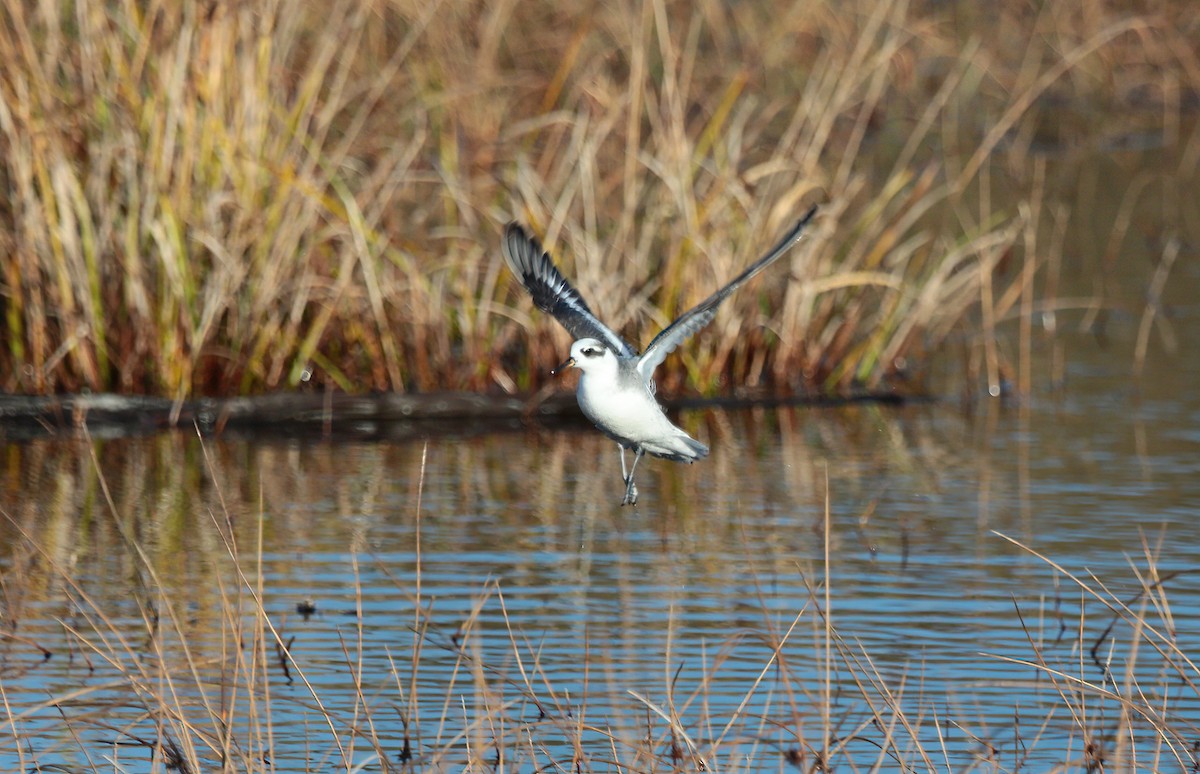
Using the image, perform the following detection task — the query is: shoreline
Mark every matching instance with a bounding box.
[0,388,920,440]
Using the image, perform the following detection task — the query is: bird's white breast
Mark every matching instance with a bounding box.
[576,371,676,444]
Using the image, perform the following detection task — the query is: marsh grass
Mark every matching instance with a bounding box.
[1,0,1194,399]
[1,434,1197,771]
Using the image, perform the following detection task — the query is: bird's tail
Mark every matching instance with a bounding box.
[646,432,709,462]
[681,436,710,461]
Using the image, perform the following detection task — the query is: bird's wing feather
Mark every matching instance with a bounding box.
[636,204,818,381]
[502,223,636,358]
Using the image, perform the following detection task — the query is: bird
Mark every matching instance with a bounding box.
[501,205,818,505]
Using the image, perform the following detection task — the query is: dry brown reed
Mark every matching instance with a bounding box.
[989,531,1200,772]
[1,0,1194,399]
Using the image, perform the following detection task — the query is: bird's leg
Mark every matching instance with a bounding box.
[621,448,644,506]
[619,445,640,505]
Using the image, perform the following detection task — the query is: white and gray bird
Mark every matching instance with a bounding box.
[501,206,818,505]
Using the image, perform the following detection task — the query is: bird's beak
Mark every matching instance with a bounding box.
[551,356,576,376]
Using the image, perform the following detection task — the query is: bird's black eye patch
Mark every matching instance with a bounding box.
[582,346,603,357]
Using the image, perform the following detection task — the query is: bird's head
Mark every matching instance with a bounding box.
[553,338,616,376]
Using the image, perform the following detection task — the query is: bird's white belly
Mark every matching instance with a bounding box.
[577,375,675,445]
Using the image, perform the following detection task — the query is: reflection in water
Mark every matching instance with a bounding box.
[2,372,1198,770]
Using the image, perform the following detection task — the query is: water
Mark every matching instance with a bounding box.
[2,314,1198,771]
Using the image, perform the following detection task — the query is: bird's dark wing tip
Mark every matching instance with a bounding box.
[503,222,537,256]
[502,222,549,279]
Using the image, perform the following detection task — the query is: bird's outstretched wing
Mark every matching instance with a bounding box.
[502,223,637,358]
[635,204,818,382]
